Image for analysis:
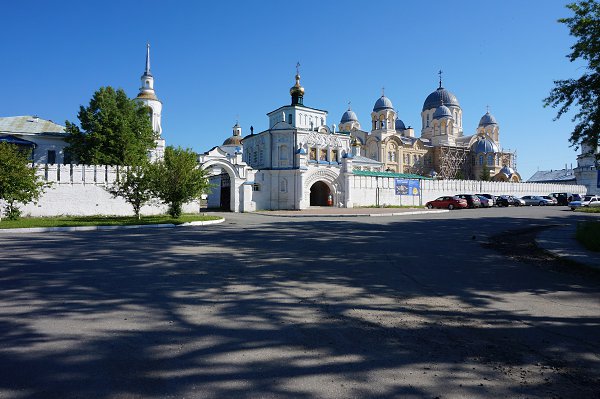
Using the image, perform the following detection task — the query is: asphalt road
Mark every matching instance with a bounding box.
[0,207,599,398]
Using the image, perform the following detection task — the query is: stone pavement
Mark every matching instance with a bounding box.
[536,223,600,269]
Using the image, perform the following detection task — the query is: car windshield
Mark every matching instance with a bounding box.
[584,196,594,201]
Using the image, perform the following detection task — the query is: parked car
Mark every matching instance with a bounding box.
[455,194,481,208]
[569,195,600,210]
[476,195,492,208]
[541,195,558,205]
[425,196,468,210]
[496,195,524,207]
[521,195,554,206]
[475,193,495,207]
[549,192,581,206]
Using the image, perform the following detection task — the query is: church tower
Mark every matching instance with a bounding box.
[136,43,165,160]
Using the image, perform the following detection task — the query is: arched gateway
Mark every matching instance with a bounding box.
[310,181,332,206]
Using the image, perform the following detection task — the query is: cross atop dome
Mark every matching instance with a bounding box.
[438,69,443,88]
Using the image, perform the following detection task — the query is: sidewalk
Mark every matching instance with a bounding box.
[254,207,448,218]
[536,224,600,269]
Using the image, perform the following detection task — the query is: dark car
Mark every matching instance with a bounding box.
[425,196,468,210]
[549,192,581,206]
[496,195,523,207]
[455,194,481,208]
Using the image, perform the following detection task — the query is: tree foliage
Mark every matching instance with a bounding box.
[480,164,491,181]
[65,86,156,165]
[0,143,47,220]
[153,146,210,218]
[107,162,156,220]
[544,0,600,154]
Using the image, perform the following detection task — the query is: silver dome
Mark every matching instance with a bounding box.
[373,95,394,112]
[500,165,514,176]
[433,104,453,120]
[340,109,358,124]
[423,87,460,111]
[395,117,406,130]
[478,111,498,127]
[471,137,499,154]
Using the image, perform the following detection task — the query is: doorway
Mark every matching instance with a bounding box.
[310,181,331,206]
[219,173,231,211]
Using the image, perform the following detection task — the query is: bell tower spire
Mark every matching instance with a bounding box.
[145,43,152,76]
[136,43,162,137]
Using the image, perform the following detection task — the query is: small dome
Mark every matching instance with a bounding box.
[471,137,499,154]
[290,74,305,97]
[423,87,460,111]
[373,95,394,112]
[395,117,406,130]
[340,109,358,124]
[433,103,453,120]
[223,136,243,146]
[478,111,498,127]
[500,165,514,176]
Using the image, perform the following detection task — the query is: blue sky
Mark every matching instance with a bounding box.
[0,0,584,180]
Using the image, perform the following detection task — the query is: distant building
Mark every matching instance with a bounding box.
[527,168,577,184]
[0,115,68,163]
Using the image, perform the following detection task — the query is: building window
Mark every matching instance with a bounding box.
[332,149,339,162]
[252,183,260,191]
[309,147,317,161]
[47,150,56,164]
[487,154,494,166]
[479,155,484,165]
[288,114,293,125]
[253,151,258,164]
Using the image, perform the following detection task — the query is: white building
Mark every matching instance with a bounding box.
[0,115,69,164]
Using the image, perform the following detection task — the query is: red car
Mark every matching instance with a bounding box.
[425,196,468,210]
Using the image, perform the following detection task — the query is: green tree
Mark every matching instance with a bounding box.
[544,1,600,154]
[107,162,156,220]
[0,142,47,220]
[480,164,491,181]
[65,86,156,165]
[153,146,210,218]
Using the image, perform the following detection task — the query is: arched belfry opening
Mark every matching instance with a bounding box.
[310,181,331,206]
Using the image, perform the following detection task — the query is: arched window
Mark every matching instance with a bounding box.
[487,154,494,166]
[479,155,484,165]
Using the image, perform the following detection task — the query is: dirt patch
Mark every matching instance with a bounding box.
[483,225,600,280]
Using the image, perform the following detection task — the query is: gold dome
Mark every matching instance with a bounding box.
[290,74,305,97]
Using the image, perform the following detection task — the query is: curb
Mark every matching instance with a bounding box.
[536,224,600,269]
[254,209,449,218]
[0,217,225,234]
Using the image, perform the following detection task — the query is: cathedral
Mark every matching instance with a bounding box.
[340,73,520,182]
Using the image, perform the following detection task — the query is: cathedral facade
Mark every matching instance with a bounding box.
[342,76,520,182]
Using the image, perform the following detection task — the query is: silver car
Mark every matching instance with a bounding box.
[521,195,554,206]
[569,195,600,210]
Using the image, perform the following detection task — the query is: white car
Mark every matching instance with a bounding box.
[569,195,600,210]
[521,195,554,206]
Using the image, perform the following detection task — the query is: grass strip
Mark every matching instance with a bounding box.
[575,220,600,252]
[0,214,221,229]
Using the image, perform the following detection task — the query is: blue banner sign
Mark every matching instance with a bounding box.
[395,179,420,196]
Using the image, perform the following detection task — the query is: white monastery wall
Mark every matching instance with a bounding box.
[20,164,201,217]
[347,175,587,208]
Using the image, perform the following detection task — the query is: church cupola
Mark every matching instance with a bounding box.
[290,62,305,105]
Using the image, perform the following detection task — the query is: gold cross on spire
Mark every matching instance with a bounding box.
[381,87,385,96]
[438,69,443,88]
[296,62,300,75]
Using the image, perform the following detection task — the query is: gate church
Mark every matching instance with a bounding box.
[202,68,522,211]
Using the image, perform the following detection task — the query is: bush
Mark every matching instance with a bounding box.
[575,220,600,252]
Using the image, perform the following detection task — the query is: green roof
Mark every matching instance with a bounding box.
[352,170,431,179]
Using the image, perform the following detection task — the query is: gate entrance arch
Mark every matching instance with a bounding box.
[200,159,239,212]
[310,181,331,206]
